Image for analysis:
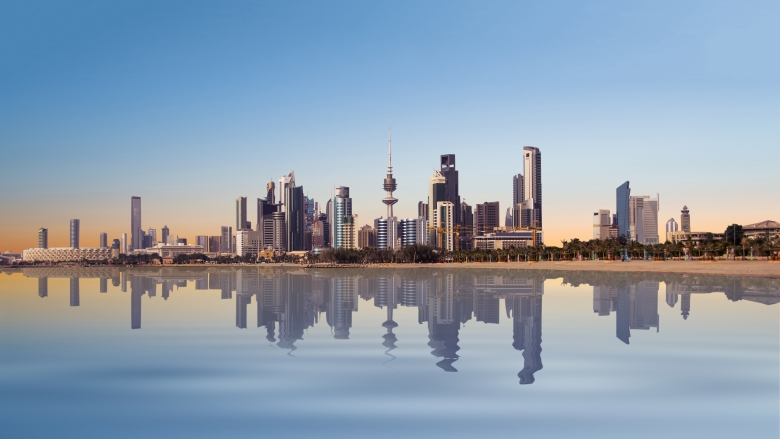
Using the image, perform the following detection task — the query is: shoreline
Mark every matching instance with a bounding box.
[304,260,780,279]
[7,260,780,279]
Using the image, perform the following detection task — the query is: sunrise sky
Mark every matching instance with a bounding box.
[1,0,778,251]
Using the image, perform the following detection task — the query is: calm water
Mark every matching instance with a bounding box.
[1,267,778,438]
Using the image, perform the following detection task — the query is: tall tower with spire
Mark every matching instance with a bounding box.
[382,122,398,218]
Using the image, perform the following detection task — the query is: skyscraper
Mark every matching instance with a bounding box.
[333,186,353,249]
[70,219,80,249]
[629,195,659,244]
[440,154,460,225]
[616,181,630,238]
[278,172,294,206]
[427,170,446,246]
[38,228,48,249]
[433,201,456,251]
[99,233,108,248]
[521,147,542,228]
[382,125,398,218]
[131,196,142,251]
[680,206,691,232]
[512,173,524,206]
[285,185,305,251]
[161,225,169,245]
[236,197,249,231]
[121,233,127,254]
[266,181,275,204]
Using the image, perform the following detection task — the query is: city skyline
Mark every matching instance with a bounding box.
[2,2,778,251]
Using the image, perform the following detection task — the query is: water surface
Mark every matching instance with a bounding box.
[1,267,778,438]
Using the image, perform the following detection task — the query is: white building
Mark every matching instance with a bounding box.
[135,243,204,258]
[236,230,263,257]
[23,247,114,262]
[665,218,679,243]
[629,195,659,245]
[433,201,456,251]
[473,230,535,250]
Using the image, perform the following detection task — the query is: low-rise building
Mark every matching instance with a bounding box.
[23,247,114,262]
[134,243,204,258]
[743,220,780,239]
[668,231,724,244]
[473,230,536,250]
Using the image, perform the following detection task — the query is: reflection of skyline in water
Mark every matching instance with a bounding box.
[13,267,780,386]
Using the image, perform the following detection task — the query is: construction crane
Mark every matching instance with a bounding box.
[426,223,459,252]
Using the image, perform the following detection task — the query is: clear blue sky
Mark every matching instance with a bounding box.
[1,0,778,250]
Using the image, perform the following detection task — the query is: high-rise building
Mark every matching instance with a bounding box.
[266,181,275,203]
[312,219,326,248]
[70,219,80,249]
[196,235,208,249]
[427,170,446,246]
[236,230,262,257]
[382,125,398,218]
[629,195,659,244]
[512,173,524,206]
[440,154,460,225]
[272,212,287,251]
[147,228,157,245]
[505,208,514,227]
[433,201,456,251]
[400,218,423,248]
[131,196,142,251]
[459,201,474,250]
[375,217,388,250]
[387,216,399,250]
[121,233,127,254]
[236,197,249,231]
[593,210,611,240]
[333,186,353,249]
[285,185,305,251]
[326,198,334,247]
[665,218,679,243]
[161,225,169,245]
[38,228,48,249]
[475,202,500,236]
[278,172,295,206]
[616,182,630,238]
[680,206,691,232]
[220,226,233,253]
[257,198,280,249]
[418,201,428,220]
[99,233,108,248]
[358,225,377,249]
[521,147,542,228]
[208,236,221,253]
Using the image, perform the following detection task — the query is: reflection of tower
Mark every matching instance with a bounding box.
[38,277,48,298]
[382,123,398,219]
[130,275,143,329]
[69,277,79,306]
[329,276,356,339]
[378,276,399,364]
[236,293,251,329]
[100,278,108,293]
[277,274,308,352]
[509,279,544,385]
[616,287,630,344]
[427,275,461,372]
[681,293,690,320]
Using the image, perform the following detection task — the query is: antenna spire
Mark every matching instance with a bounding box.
[387,118,392,171]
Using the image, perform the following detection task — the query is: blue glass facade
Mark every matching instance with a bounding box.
[616,181,630,238]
